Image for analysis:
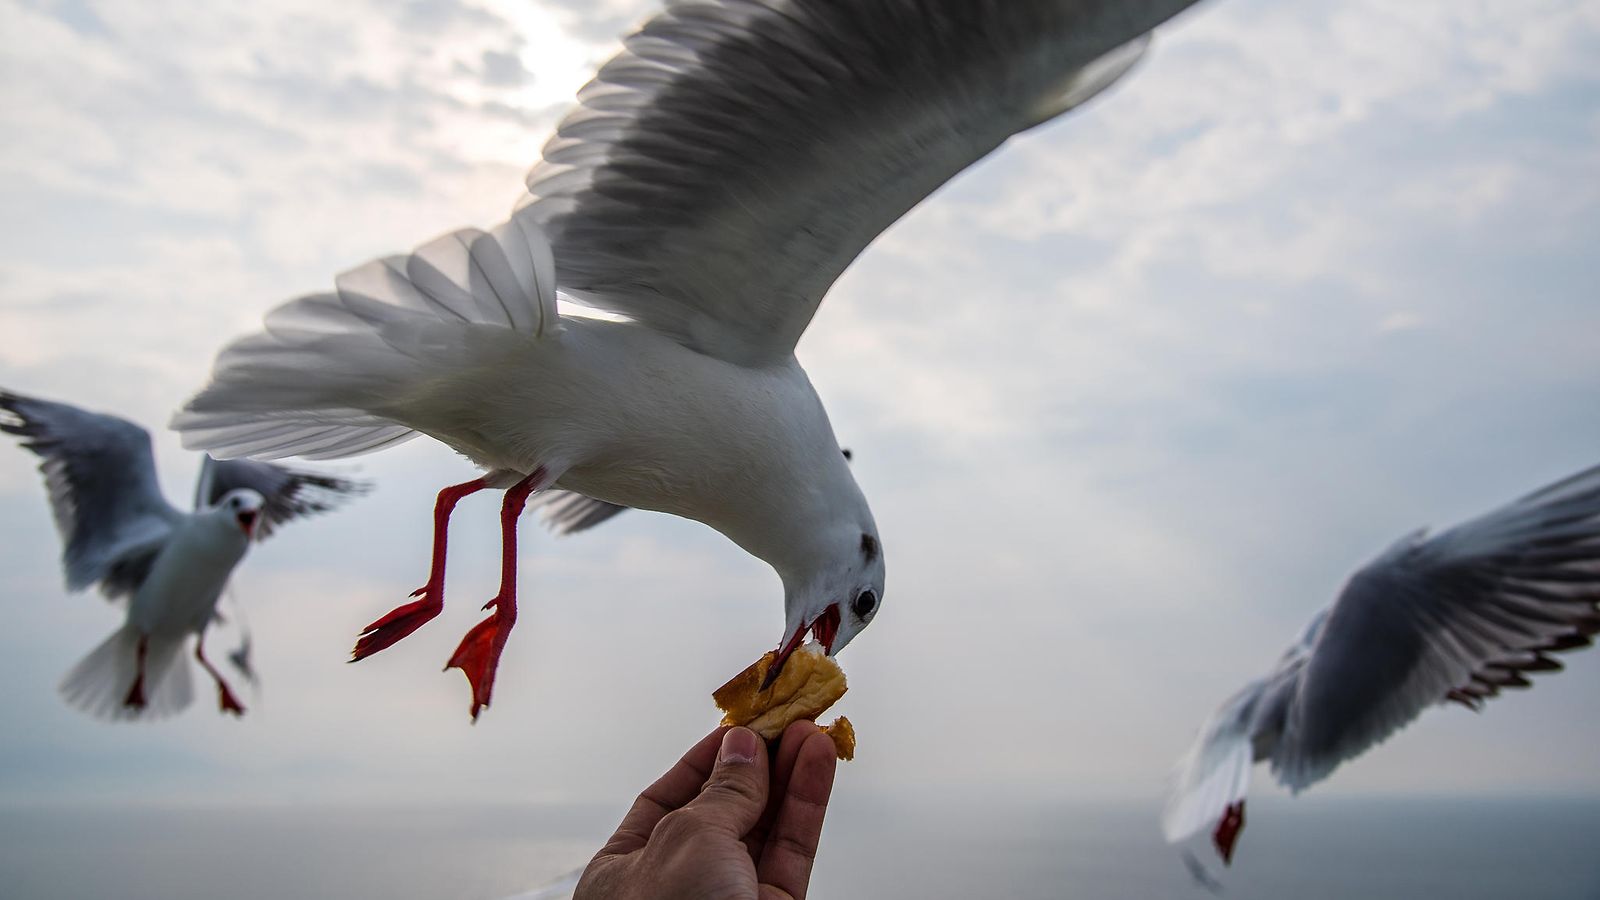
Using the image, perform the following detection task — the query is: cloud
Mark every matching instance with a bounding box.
[1,0,1598,824]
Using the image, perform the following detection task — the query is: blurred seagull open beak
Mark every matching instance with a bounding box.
[760,603,841,690]
[237,510,258,537]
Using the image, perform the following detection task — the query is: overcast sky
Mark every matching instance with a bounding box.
[1,0,1597,830]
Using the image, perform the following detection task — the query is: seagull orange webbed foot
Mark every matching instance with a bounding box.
[352,591,444,661]
[445,599,513,722]
[216,683,246,717]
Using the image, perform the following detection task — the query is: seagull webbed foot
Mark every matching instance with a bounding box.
[445,599,514,722]
[351,591,444,661]
[1212,800,1246,865]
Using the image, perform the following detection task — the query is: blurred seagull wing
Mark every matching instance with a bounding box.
[1272,466,1600,792]
[1163,619,1311,847]
[1162,677,1268,845]
[517,0,1201,366]
[194,455,369,540]
[0,390,182,598]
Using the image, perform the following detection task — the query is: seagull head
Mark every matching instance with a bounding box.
[212,488,266,539]
[764,525,885,689]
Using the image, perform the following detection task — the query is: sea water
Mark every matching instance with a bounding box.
[1,793,1596,899]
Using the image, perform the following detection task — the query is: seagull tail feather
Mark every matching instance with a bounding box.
[58,625,193,722]
[172,212,560,461]
[1162,679,1262,854]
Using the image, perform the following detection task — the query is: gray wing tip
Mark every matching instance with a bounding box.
[201,457,373,520]
[254,467,373,539]
[0,388,38,434]
[0,390,85,457]
[531,491,629,536]
[1445,625,1599,709]
[0,388,150,449]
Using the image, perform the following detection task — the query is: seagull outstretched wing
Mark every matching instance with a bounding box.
[1,390,181,598]
[517,0,1200,365]
[1274,465,1600,790]
[1166,465,1600,861]
[194,455,368,540]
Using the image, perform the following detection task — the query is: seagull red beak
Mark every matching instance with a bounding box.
[760,603,841,690]
[237,510,258,538]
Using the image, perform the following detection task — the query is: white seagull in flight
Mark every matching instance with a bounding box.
[1163,464,1600,864]
[1,390,367,720]
[174,0,1208,719]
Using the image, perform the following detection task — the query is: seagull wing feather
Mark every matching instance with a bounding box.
[1271,466,1600,792]
[0,390,182,598]
[193,456,369,540]
[518,0,1200,365]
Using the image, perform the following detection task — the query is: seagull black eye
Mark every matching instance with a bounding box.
[852,590,877,620]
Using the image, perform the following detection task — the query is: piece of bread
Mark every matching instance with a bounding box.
[822,716,855,761]
[713,644,855,759]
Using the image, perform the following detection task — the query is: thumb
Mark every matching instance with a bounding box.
[682,726,770,835]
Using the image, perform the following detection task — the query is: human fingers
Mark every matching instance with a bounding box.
[676,726,770,837]
[772,720,822,789]
[755,731,838,899]
[599,726,730,855]
[745,720,823,857]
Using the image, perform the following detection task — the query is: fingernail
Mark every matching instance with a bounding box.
[719,727,758,765]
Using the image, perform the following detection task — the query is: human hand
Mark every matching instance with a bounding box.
[574,721,839,900]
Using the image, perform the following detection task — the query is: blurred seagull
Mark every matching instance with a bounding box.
[0,390,367,720]
[173,0,1207,719]
[1163,465,1600,864]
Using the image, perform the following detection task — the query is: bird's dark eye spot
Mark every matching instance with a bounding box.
[841,448,853,461]
[860,532,877,561]
[852,590,877,620]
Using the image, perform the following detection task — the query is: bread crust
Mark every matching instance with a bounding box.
[822,716,855,761]
[713,645,855,759]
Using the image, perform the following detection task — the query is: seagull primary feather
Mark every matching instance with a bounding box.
[0,390,366,720]
[1162,464,1600,864]
[174,0,1208,719]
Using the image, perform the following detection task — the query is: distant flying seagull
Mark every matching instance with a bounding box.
[174,0,1206,719]
[1163,465,1600,864]
[0,390,366,720]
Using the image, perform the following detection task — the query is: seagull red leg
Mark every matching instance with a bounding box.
[1213,800,1246,865]
[446,468,545,721]
[123,634,149,710]
[352,477,489,661]
[195,629,246,717]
